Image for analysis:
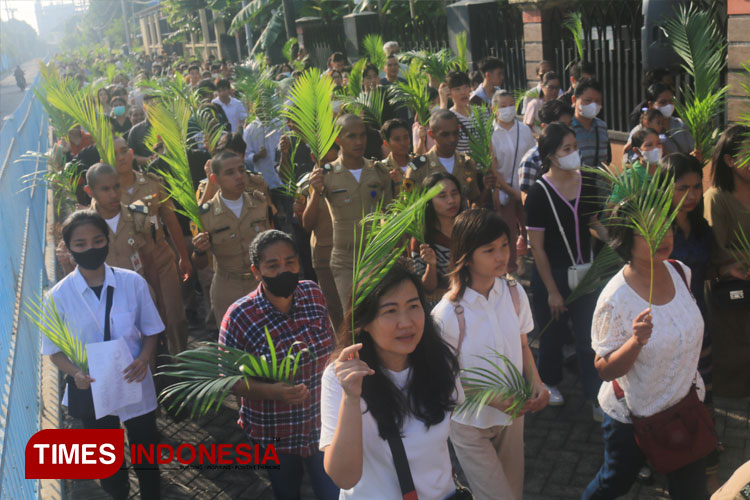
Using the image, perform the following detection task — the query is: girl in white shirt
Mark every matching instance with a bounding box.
[432,208,549,500]
[320,261,462,500]
[44,211,164,500]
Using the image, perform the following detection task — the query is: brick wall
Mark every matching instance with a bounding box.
[728,0,750,122]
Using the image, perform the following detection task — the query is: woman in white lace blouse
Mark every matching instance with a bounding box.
[582,215,709,500]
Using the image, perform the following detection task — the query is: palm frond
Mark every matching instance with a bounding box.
[35,62,78,137]
[563,12,584,61]
[26,294,88,373]
[467,105,495,173]
[389,60,432,125]
[455,32,468,72]
[228,0,276,34]
[144,100,203,232]
[342,88,385,129]
[158,327,314,418]
[45,80,115,166]
[584,165,683,305]
[282,68,341,169]
[346,58,368,97]
[455,349,533,420]
[402,49,457,84]
[737,63,750,169]
[729,225,750,273]
[362,34,386,70]
[352,183,443,318]
[19,155,81,218]
[283,37,298,64]
[663,4,728,159]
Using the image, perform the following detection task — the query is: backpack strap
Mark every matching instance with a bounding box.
[452,303,466,355]
[505,275,521,317]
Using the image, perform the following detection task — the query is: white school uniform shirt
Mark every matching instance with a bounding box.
[432,278,534,428]
[42,265,164,422]
[243,118,283,189]
[211,96,248,133]
[320,365,461,500]
[491,120,536,205]
[592,261,705,423]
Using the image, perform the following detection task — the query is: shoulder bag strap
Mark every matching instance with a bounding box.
[535,179,577,266]
[452,302,467,355]
[593,122,600,166]
[667,259,693,300]
[386,436,419,500]
[103,284,114,342]
[505,277,521,317]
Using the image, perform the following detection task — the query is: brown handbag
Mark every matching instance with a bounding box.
[611,260,717,474]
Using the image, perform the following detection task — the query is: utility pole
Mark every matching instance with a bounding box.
[120,0,132,52]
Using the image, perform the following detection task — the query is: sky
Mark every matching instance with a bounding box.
[0,0,81,33]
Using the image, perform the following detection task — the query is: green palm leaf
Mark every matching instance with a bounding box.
[34,62,78,137]
[362,34,386,70]
[455,349,533,421]
[455,32,468,72]
[402,49,457,84]
[346,58,368,97]
[144,100,203,232]
[26,294,88,373]
[352,183,443,323]
[467,104,495,173]
[389,60,432,125]
[159,327,314,419]
[563,12,584,62]
[584,165,683,305]
[235,65,282,129]
[662,4,728,159]
[283,37,298,64]
[228,0,276,34]
[737,63,750,169]
[282,68,341,169]
[342,88,385,129]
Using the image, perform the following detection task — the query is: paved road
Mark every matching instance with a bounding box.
[0,58,41,130]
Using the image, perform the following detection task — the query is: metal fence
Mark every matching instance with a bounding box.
[544,0,643,133]
[381,15,449,52]
[0,73,50,499]
[303,18,347,70]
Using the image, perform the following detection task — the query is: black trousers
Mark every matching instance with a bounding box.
[82,411,160,500]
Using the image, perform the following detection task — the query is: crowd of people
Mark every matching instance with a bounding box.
[41,41,749,500]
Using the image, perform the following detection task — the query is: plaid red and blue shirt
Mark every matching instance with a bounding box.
[219,280,335,457]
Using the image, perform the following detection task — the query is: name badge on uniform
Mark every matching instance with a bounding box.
[130,251,143,273]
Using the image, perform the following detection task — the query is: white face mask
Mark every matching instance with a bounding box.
[657,103,674,118]
[556,150,581,170]
[497,105,516,123]
[578,101,601,119]
[640,147,662,165]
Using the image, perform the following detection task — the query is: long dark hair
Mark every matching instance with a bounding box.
[448,208,510,301]
[336,261,459,439]
[538,122,575,169]
[711,124,750,192]
[423,172,464,245]
[662,153,709,237]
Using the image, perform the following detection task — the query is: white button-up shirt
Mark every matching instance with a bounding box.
[432,278,534,428]
[42,265,164,422]
[212,96,248,133]
[491,120,536,205]
[243,118,284,189]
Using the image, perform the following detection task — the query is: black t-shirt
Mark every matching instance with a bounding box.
[524,172,599,269]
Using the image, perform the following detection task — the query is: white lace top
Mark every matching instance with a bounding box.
[592,260,705,423]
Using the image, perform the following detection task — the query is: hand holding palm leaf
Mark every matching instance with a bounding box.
[158,327,314,418]
[467,105,495,173]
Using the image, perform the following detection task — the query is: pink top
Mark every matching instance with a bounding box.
[412,121,434,153]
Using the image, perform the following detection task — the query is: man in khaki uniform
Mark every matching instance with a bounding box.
[405,109,496,205]
[299,145,343,328]
[83,163,160,290]
[309,114,393,312]
[192,151,271,322]
[114,136,191,354]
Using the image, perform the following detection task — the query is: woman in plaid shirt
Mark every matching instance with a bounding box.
[219,230,339,500]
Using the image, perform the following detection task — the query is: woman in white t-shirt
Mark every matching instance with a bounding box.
[432,208,549,500]
[582,215,709,499]
[320,261,462,500]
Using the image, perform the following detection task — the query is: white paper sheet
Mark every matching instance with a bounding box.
[87,338,143,420]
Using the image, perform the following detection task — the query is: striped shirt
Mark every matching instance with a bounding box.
[572,116,611,168]
[452,109,474,155]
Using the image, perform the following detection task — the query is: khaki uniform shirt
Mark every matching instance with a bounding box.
[405,147,481,203]
[199,190,270,277]
[196,171,273,211]
[121,171,176,268]
[322,158,393,254]
[92,200,150,275]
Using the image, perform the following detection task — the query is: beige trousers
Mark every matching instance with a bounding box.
[329,249,353,314]
[449,417,524,500]
[314,264,343,331]
[155,252,188,355]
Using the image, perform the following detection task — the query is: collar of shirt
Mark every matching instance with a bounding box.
[461,278,503,306]
[71,264,117,297]
[253,282,300,317]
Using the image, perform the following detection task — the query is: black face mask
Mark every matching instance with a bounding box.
[262,271,299,298]
[70,244,109,270]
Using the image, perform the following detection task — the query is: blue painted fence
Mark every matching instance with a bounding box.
[0,73,50,499]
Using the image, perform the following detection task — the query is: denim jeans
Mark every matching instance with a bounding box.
[261,446,339,500]
[81,411,160,500]
[530,265,601,400]
[582,414,708,500]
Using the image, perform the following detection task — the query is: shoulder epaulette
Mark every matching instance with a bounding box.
[127,203,148,214]
[408,155,427,171]
[144,171,164,184]
[322,163,333,174]
[199,202,211,214]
